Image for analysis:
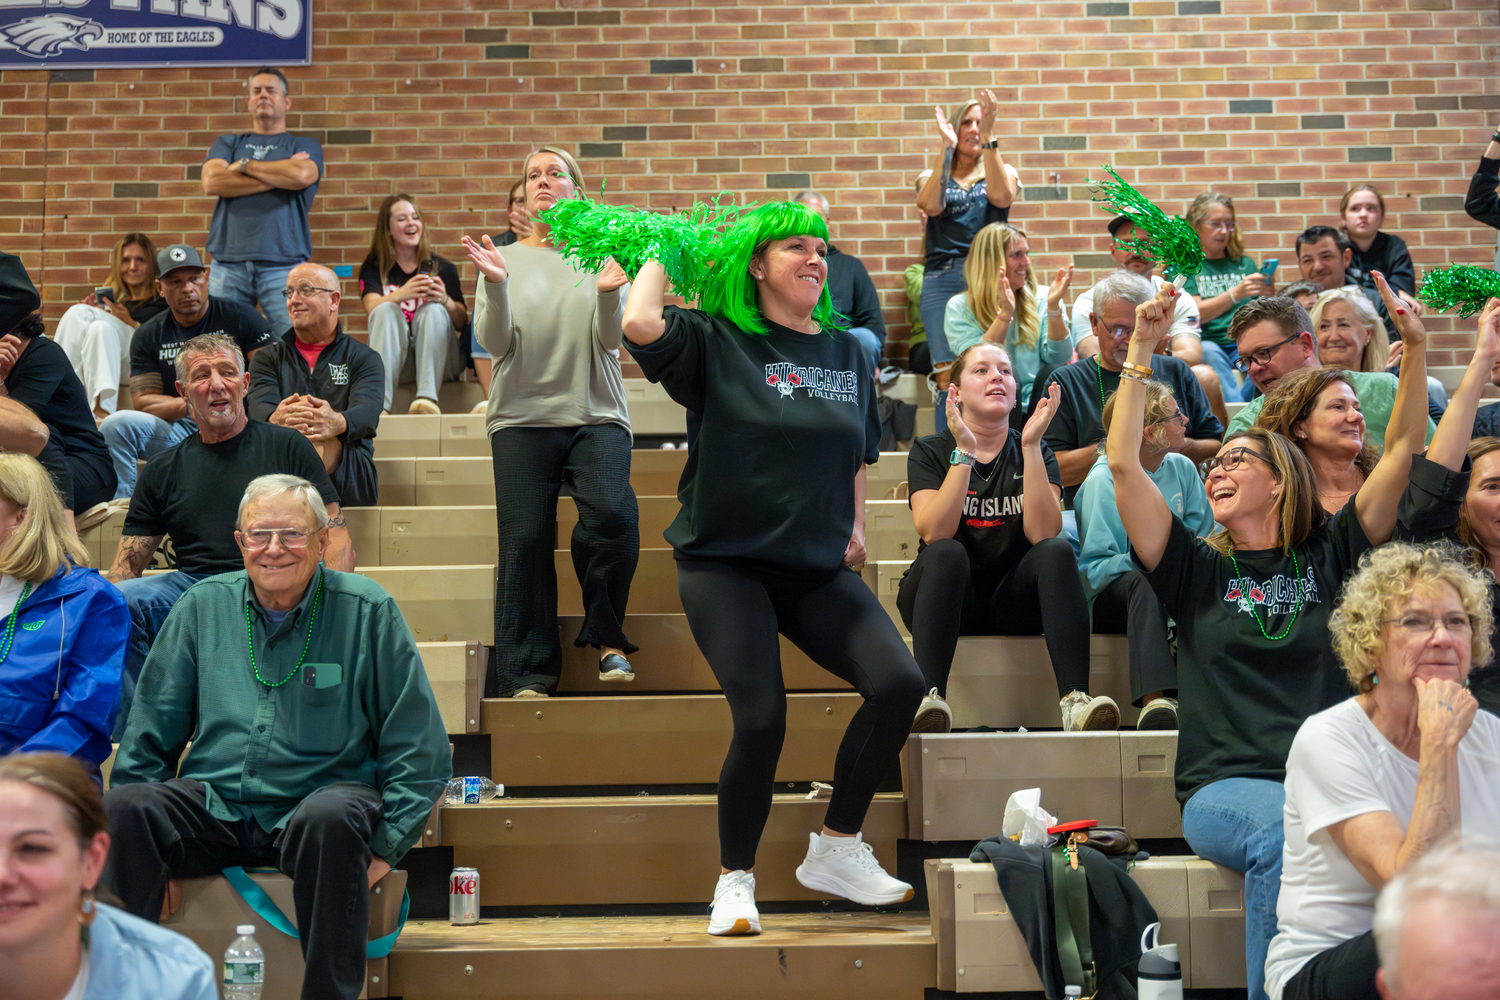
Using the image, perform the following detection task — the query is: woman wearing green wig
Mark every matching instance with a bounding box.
[622,200,925,937]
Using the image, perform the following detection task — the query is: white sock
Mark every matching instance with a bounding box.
[816,831,856,854]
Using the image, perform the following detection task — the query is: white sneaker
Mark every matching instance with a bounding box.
[1136,696,1179,731]
[795,833,914,906]
[707,870,761,936]
[911,688,952,733]
[1060,690,1119,732]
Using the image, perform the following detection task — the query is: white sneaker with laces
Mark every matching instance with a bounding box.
[795,833,914,906]
[1136,696,1179,731]
[911,687,953,733]
[1060,690,1119,732]
[707,870,761,936]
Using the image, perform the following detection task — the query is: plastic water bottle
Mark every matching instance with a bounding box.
[444,776,504,804]
[223,924,265,1000]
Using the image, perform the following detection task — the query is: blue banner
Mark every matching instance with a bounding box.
[0,0,310,69]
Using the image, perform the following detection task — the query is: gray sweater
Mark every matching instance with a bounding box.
[473,242,631,435]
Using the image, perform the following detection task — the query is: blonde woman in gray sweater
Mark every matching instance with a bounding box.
[462,146,640,697]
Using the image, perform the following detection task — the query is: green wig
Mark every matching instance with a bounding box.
[701,201,844,335]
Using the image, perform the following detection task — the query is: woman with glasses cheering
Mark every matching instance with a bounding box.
[1105,279,1433,1000]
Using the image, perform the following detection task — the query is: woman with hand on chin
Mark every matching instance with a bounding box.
[899,343,1108,733]
[916,90,1022,431]
[942,224,1074,431]
[1106,278,1433,1000]
[1256,274,1432,516]
[621,200,923,938]
[462,145,640,698]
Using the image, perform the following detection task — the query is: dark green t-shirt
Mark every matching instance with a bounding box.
[1182,255,1259,348]
[1140,511,1374,805]
[626,306,881,576]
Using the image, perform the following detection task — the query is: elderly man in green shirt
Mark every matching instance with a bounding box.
[101,474,451,1000]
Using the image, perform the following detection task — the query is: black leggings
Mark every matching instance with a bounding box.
[491,423,640,695]
[1090,569,1177,706]
[895,536,1091,698]
[676,558,924,871]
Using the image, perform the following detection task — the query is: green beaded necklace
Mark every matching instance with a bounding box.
[245,574,324,688]
[0,581,36,664]
[1095,358,1109,411]
[1227,549,1303,641]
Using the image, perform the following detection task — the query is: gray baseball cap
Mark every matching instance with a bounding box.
[156,244,206,276]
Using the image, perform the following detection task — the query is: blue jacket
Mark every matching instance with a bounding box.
[0,562,128,765]
[84,903,218,1000]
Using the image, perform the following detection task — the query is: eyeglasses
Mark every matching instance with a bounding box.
[1092,321,1134,340]
[236,527,316,550]
[282,285,337,300]
[1232,332,1303,373]
[1205,220,1236,233]
[1382,612,1475,636]
[1149,410,1188,428]
[1199,446,1272,480]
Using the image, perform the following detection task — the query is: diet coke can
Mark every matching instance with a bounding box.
[449,867,480,925]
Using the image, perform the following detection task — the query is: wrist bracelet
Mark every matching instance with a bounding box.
[1491,131,1500,144]
[1121,361,1154,379]
[950,448,978,467]
[1119,369,1152,384]
[981,139,999,149]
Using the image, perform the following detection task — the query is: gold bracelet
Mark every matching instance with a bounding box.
[1118,369,1152,384]
[1121,361,1154,379]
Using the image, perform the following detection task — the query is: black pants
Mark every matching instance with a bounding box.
[1282,930,1377,1000]
[491,424,640,694]
[101,779,382,1000]
[676,558,924,871]
[1090,569,1177,706]
[895,536,1091,698]
[330,440,378,508]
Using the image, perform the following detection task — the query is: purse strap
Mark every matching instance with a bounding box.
[1049,844,1097,998]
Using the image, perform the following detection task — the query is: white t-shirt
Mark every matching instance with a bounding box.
[1264,697,1500,1000]
[1069,273,1201,344]
[61,949,90,1000]
[0,574,25,619]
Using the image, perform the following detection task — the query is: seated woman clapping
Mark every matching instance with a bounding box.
[1264,543,1500,1000]
[1104,280,1431,1000]
[900,342,1109,734]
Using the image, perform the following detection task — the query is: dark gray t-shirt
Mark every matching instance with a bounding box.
[204,132,323,264]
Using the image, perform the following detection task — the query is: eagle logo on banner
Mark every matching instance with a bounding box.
[0,15,104,58]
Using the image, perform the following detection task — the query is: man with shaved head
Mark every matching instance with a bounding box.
[248,263,384,506]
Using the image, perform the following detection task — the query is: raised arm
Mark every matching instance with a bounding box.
[910,394,979,543]
[1427,299,1500,471]
[623,260,669,346]
[1354,271,1431,545]
[1019,382,1064,543]
[462,235,514,358]
[974,90,1018,209]
[1105,287,1180,571]
[915,108,956,217]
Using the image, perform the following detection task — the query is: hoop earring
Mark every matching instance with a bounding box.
[78,889,97,928]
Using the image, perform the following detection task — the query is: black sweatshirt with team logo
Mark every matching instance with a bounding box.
[626,305,880,576]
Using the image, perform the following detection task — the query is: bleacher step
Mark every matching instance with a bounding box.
[440,793,906,906]
[373,452,689,506]
[484,692,865,786]
[388,913,934,1000]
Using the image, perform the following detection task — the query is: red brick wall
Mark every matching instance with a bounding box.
[3,0,1499,364]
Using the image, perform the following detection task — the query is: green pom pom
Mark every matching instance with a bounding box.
[1416,264,1500,318]
[1090,166,1206,280]
[539,194,749,304]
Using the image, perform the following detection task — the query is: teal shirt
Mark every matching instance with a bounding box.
[1076,452,1217,609]
[944,291,1074,408]
[114,568,452,865]
[1226,369,1436,451]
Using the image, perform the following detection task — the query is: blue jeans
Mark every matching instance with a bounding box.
[208,259,296,332]
[846,325,883,373]
[1200,340,1252,403]
[1181,776,1286,1000]
[99,411,197,498]
[111,571,210,739]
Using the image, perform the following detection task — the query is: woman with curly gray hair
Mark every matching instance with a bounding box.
[1264,542,1500,1000]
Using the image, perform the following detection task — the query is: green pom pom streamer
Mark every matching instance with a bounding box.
[1416,263,1500,318]
[539,194,750,304]
[1090,165,1206,281]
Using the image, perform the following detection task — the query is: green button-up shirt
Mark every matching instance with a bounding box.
[114,567,452,865]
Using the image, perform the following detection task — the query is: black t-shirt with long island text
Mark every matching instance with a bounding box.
[123,420,339,576]
[626,306,880,576]
[129,298,275,398]
[907,428,1061,585]
[1139,510,1381,806]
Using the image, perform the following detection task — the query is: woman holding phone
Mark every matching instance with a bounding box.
[360,193,469,415]
[1182,192,1275,400]
[53,234,165,418]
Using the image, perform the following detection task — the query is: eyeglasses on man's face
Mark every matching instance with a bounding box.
[1232,332,1302,373]
[282,285,336,300]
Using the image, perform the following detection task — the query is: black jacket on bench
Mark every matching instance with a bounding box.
[247,326,384,507]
